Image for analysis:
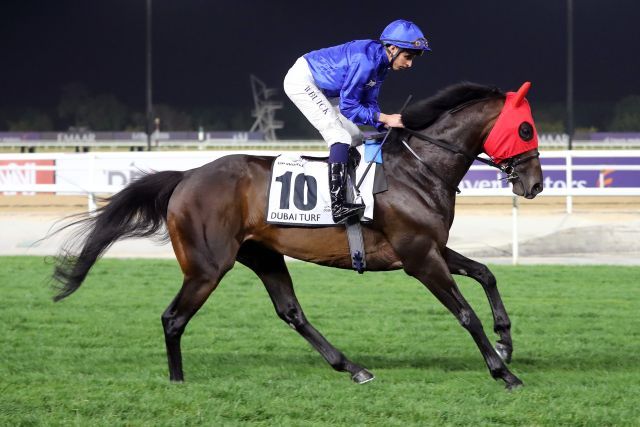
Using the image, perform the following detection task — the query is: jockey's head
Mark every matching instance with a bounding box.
[380,19,431,70]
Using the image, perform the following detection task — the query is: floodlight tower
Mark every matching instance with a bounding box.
[145,0,153,151]
[566,0,574,150]
[249,75,284,141]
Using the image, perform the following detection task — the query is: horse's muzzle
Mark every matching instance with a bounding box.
[507,150,543,199]
[528,182,544,199]
[511,179,543,199]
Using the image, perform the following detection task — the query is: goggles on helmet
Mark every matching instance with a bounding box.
[381,37,430,50]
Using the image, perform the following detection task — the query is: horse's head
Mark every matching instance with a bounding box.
[399,81,543,198]
[483,82,543,199]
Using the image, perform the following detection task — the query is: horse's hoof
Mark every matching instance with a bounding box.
[505,376,524,391]
[495,342,512,364]
[352,369,375,384]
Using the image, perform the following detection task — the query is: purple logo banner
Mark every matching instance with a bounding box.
[463,155,640,189]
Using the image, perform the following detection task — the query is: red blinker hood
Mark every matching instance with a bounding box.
[483,82,539,164]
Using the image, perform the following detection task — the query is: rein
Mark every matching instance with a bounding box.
[401,128,540,193]
[400,135,463,194]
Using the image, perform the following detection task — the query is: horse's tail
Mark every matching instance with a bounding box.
[52,170,184,302]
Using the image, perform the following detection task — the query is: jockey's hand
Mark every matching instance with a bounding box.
[378,113,404,128]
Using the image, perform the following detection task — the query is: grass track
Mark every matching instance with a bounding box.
[1,256,639,426]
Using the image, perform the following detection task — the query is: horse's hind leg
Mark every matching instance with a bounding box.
[237,241,374,384]
[162,273,230,382]
[162,218,239,382]
[445,247,513,363]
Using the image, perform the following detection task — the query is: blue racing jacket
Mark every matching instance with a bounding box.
[304,40,390,130]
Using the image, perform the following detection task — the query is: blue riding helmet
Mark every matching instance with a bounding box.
[380,19,431,52]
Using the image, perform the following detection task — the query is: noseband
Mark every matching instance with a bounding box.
[496,152,540,182]
[401,128,540,193]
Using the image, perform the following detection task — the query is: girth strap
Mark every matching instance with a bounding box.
[345,222,366,273]
[345,177,366,273]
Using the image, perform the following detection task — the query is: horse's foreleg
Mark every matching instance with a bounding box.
[445,247,513,363]
[237,242,374,384]
[404,247,522,389]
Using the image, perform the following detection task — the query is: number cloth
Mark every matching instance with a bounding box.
[267,147,377,226]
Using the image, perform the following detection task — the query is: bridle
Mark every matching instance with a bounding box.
[400,102,540,194]
[401,128,539,194]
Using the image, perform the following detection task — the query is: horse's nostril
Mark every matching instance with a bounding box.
[532,183,543,194]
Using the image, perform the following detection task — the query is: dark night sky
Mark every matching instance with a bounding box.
[1,0,639,114]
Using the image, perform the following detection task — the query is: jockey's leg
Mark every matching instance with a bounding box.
[328,142,364,223]
[284,58,365,223]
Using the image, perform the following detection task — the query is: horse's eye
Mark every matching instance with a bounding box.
[519,122,534,141]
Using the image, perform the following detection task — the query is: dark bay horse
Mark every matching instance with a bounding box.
[52,82,543,389]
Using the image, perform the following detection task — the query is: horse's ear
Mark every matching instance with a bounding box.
[514,82,531,107]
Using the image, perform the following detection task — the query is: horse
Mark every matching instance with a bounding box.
[51,81,543,390]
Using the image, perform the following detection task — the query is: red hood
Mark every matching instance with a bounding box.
[484,82,539,164]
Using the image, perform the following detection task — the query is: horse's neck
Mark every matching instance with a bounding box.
[382,100,499,212]
[402,124,482,187]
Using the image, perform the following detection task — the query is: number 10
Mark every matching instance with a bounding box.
[275,172,318,211]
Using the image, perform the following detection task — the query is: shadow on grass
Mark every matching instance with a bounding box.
[180,350,640,379]
[513,354,640,372]
[363,353,640,373]
[184,352,485,373]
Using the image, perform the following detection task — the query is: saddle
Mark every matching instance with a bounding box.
[300,139,388,193]
[267,139,388,274]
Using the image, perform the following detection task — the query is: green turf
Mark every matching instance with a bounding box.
[1,256,639,426]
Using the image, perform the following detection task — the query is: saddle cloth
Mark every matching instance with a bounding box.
[267,145,378,226]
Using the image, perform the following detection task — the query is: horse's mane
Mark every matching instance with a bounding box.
[402,82,504,130]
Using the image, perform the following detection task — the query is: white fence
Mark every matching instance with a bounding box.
[2,149,640,204]
[2,150,639,264]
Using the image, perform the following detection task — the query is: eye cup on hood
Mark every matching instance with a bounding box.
[519,122,534,141]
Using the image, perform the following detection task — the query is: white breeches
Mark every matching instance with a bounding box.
[283,56,363,147]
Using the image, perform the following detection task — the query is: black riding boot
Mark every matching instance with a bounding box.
[329,162,364,224]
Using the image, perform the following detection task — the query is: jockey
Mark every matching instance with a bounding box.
[283,19,431,224]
